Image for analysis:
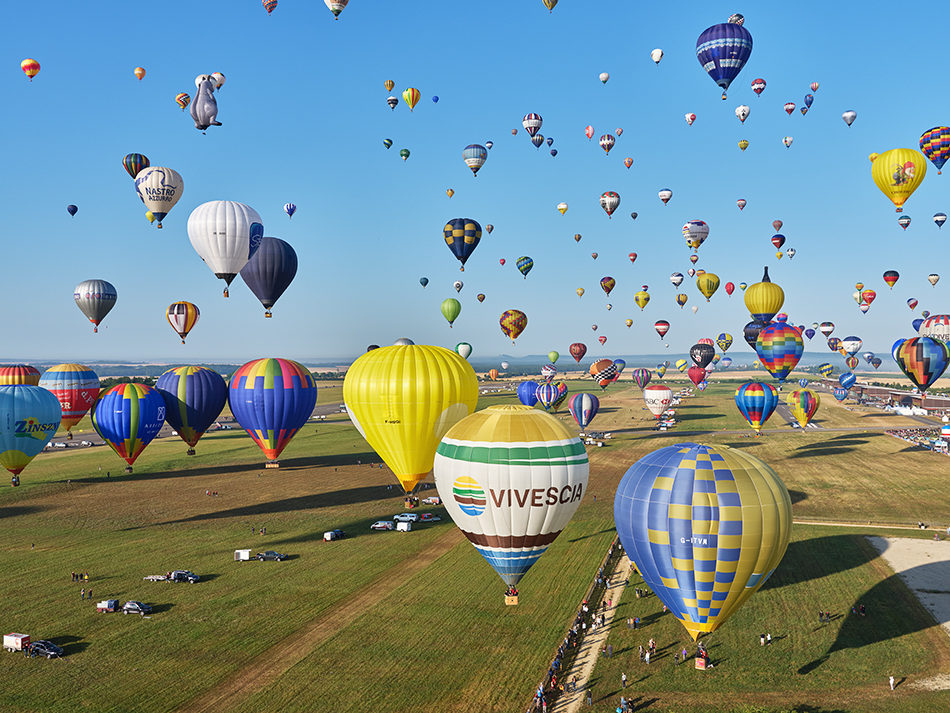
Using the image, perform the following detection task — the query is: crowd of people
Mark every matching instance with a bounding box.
[885,428,950,455]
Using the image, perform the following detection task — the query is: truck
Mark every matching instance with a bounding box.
[96,600,121,613]
[3,633,29,652]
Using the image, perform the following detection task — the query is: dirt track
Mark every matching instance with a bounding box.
[176,527,464,713]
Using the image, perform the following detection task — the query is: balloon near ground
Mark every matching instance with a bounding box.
[787,388,820,429]
[433,405,588,592]
[735,381,778,434]
[38,364,99,434]
[156,366,228,455]
[229,358,317,465]
[92,383,166,472]
[643,384,673,418]
[344,345,478,493]
[568,393,599,429]
[614,443,792,640]
[0,385,62,475]
[0,365,40,386]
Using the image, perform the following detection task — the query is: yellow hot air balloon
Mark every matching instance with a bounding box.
[446,188,455,198]
[738,139,749,151]
[855,282,864,291]
[744,267,784,323]
[696,272,720,302]
[625,319,633,328]
[343,344,478,493]
[384,79,395,92]
[775,251,783,260]
[133,66,146,80]
[403,87,421,111]
[635,288,650,310]
[868,152,879,163]
[871,148,928,212]
[145,211,156,223]
[576,288,585,297]
[557,202,569,215]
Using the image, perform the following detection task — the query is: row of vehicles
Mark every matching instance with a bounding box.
[371,512,442,531]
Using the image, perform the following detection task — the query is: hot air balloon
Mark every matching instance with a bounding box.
[675,293,688,308]
[569,393,600,429]
[0,386,61,475]
[66,204,78,217]
[919,127,950,174]
[0,365,40,387]
[589,359,617,389]
[624,157,634,169]
[654,320,670,339]
[92,383,166,472]
[523,113,543,136]
[651,48,664,64]
[819,322,835,338]
[134,166,184,229]
[500,310,527,343]
[643,384,673,419]
[629,368,650,390]
[928,274,941,287]
[628,253,638,265]
[871,148,927,212]
[539,364,557,383]
[486,224,494,234]
[696,272,720,301]
[771,234,786,250]
[262,0,279,13]
[803,94,814,108]
[420,277,429,288]
[557,202,569,215]
[742,321,765,350]
[845,356,859,370]
[689,344,714,370]
[20,58,40,80]
[635,287,651,310]
[804,329,815,340]
[166,301,200,344]
[683,220,709,251]
[585,125,595,140]
[734,381,778,433]
[735,105,750,123]
[576,288,585,298]
[615,443,791,639]
[122,153,150,180]
[737,199,747,211]
[570,343,587,363]
[832,387,848,401]
[817,363,833,378]
[827,337,842,353]
[187,201,262,296]
[133,66,146,80]
[453,280,463,293]
[487,369,499,381]
[898,216,912,230]
[433,405,588,595]
[455,342,473,360]
[893,337,950,392]
[840,336,862,355]
[387,96,399,110]
[871,357,882,369]
[598,336,607,346]
[74,279,116,333]
[745,267,784,323]
[176,93,191,110]
[37,364,99,438]
[861,289,877,306]
[670,273,684,288]
[384,80,395,92]
[695,16,753,100]
[751,78,766,95]
[685,113,697,126]
[345,345,476,491]
[517,380,540,406]
[919,315,950,341]
[599,134,615,155]
[463,144,488,176]
[155,366,227,455]
[783,136,793,148]
[658,189,673,205]
[755,322,804,383]
[535,383,559,411]
[516,256,534,278]
[443,218,482,271]
[786,389,819,429]
[402,87,421,111]
[283,202,297,218]
[229,358,318,465]
[530,134,544,148]
[441,298,461,327]
[784,102,795,116]
[786,248,796,259]
[716,333,733,352]
[600,191,620,218]
[600,276,616,296]
[547,351,560,365]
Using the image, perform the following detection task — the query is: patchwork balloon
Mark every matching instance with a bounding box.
[734,381,778,434]
[755,322,804,382]
[786,388,820,428]
[893,337,950,392]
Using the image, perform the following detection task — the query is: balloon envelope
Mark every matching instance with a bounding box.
[38,364,99,432]
[92,384,166,468]
[156,366,228,453]
[734,381,778,433]
[239,237,298,317]
[568,393,600,429]
[614,443,791,640]
[517,380,540,407]
[187,201,264,296]
[74,279,117,333]
[0,385,62,475]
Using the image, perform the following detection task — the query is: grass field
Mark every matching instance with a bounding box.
[2,378,950,712]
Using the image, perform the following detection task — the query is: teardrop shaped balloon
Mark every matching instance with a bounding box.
[188,201,263,296]
[239,237,298,317]
[500,310,527,342]
[38,364,99,433]
[0,386,62,475]
[134,166,184,229]
[156,366,227,455]
[74,279,117,333]
[122,153,150,180]
[893,337,950,392]
[871,148,928,212]
[735,381,778,433]
[166,301,200,343]
[695,18,754,100]
[92,383,166,471]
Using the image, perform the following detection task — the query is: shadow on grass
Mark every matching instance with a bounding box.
[567,527,616,543]
[763,535,875,590]
[788,489,807,504]
[0,505,45,519]
[148,603,175,614]
[798,557,948,674]
[49,634,88,656]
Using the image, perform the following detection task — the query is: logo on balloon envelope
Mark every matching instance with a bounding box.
[14,418,58,440]
[453,475,486,516]
[248,223,263,257]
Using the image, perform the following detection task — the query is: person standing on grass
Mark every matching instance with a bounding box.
[608,643,612,658]
[621,672,627,688]
[645,650,651,665]
[586,687,592,706]
[767,633,772,645]
[760,634,765,646]
[890,675,895,691]
[80,588,85,600]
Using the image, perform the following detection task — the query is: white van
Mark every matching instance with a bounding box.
[396,521,412,532]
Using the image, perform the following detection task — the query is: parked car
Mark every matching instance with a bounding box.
[323,529,345,541]
[169,570,200,583]
[419,513,442,522]
[122,601,152,616]
[256,550,287,561]
[28,640,64,659]
[370,521,395,531]
[393,513,419,523]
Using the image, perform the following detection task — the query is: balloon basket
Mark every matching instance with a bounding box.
[66,432,73,441]
[505,595,519,606]
[695,656,708,670]
[265,460,280,469]
[125,466,133,474]
[264,311,273,318]
[187,448,196,456]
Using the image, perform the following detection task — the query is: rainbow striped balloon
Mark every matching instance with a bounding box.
[92,384,166,469]
[734,381,778,433]
[786,388,820,428]
[0,364,41,386]
[755,322,804,382]
[228,358,317,462]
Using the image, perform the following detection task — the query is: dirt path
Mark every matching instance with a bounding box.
[550,555,634,713]
[176,528,464,713]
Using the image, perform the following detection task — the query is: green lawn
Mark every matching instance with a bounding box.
[2,382,950,712]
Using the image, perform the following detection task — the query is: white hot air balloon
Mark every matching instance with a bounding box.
[658,189,673,205]
[598,72,610,84]
[842,110,857,127]
[670,272,684,288]
[735,105,750,123]
[455,342,473,359]
[500,361,510,370]
[928,274,940,287]
[187,201,264,297]
[454,280,463,293]
[934,213,947,229]
[783,136,794,148]
[433,405,589,594]
[134,167,184,229]
[211,72,225,89]
[643,384,673,419]
[650,48,664,64]
[557,202,568,215]
[785,247,796,259]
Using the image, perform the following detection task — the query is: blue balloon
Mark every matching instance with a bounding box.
[804,328,816,340]
[239,237,298,317]
[92,384,166,470]
[696,19,753,99]
[838,372,857,389]
[156,366,228,455]
[419,277,429,288]
[546,137,554,147]
[833,387,848,401]
[432,95,439,103]
[536,383,559,410]
[804,93,814,108]
[443,218,482,270]
[0,385,62,475]
[912,318,925,333]
[613,359,626,375]
[66,204,78,216]
[550,149,558,157]
[798,378,809,388]
[517,380,540,407]
[568,393,600,429]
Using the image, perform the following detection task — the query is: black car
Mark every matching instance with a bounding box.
[169,570,200,583]
[122,601,153,616]
[29,640,64,659]
[256,550,287,561]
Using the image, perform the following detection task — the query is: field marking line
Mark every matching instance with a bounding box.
[176,527,464,713]
[550,555,633,713]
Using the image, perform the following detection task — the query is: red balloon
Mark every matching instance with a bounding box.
[598,336,607,345]
[628,252,637,263]
[570,342,588,362]
[687,365,706,386]
[724,282,735,295]
[772,219,783,232]
[499,258,506,265]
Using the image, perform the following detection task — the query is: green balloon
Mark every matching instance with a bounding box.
[399,148,410,160]
[548,350,560,364]
[441,298,461,327]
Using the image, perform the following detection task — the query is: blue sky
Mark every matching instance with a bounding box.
[2,1,946,364]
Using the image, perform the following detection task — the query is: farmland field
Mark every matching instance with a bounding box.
[2,380,950,713]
